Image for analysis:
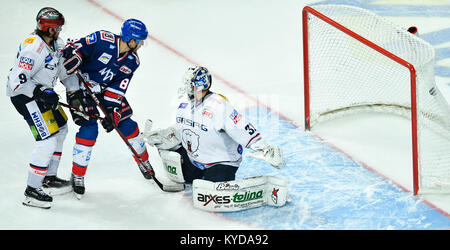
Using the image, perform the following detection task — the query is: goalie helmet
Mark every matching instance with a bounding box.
[36,7,65,32]
[183,66,212,97]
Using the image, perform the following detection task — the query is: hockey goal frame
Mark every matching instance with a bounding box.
[302,5,420,195]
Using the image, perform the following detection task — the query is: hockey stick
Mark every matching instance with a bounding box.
[58,101,104,121]
[75,71,185,192]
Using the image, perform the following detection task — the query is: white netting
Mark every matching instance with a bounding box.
[305,5,450,193]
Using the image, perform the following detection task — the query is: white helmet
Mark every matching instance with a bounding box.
[183,66,212,98]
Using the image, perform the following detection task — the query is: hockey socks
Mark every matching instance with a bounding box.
[72,142,93,177]
[71,142,93,199]
[129,136,154,179]
[28,137,57,189]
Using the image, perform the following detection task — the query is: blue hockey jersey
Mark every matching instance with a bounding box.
[72,30,140,107]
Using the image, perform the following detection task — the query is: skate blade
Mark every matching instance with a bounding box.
[43,186,73,196]
[73,191,84,200]
[22,197,51,209]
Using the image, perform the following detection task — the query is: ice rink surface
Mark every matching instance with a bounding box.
[1,0,450,230]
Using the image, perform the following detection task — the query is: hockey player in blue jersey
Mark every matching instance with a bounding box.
[61,19,153,199]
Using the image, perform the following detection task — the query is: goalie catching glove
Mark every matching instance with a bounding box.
[248,139,286,169]
[143,120,181,150]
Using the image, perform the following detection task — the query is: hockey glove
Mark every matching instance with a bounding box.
[67,90,98,125]
[248,139,286,169]
[101,106,121,133]
[62,43,82,75]
[144,121,181,150]
[33,86,59,110]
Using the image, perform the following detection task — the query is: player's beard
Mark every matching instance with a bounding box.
[52,33,59,42]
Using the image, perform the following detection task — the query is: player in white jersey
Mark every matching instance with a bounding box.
[145,66,288,211]
[146,66,285,182]
[6,7,72,209]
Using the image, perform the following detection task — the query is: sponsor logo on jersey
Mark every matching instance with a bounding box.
[44,54,53,63]
[98,53,112,64]
[202,108,214,119]
[181,129,200,156]
[229,109,242,124]
[176,117,208,131]
[23,37,36,45]
[100,31,115,43]
[178,103,188,109]
[18,56,35,70]
[119,65,132,74]
[237,144,243,154]
[86,32,97,44]
[36,41,44,53]
[99,67,115,81]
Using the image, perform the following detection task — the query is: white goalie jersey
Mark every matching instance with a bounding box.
[6,34,69,98]
[175,92,261,169]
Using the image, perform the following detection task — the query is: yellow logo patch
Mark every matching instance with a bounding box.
[23,37,36,45]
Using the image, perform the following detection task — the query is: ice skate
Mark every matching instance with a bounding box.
[70,173,85,200]
[23,186,52,209]
[42,175,72,195]
[138,160,154,180]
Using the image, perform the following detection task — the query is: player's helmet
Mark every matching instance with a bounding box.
[36,7,65,32]
[120,19,148,42]
[183,66,212,97]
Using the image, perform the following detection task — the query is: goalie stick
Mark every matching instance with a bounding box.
[74,71,185,192]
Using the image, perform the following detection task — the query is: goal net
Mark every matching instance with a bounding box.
[302,4,450,194]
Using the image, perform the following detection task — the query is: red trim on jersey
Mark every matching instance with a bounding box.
[246,133,261,148]
[118,51,129,62]
[104,90,121,100]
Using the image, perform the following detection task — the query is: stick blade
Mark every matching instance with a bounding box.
[153,178,185,192]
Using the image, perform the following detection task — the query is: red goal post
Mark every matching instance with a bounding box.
[302,5,450,195]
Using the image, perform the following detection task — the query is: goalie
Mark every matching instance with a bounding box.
[144,66,289,211]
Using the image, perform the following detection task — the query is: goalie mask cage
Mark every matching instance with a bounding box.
[302,5,450,195]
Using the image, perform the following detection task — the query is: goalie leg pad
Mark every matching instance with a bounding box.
[159,150,185,183]
[192,175,289,212]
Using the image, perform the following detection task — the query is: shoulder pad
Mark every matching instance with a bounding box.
[85,32,98,45]
[22,36,37,46]
[20,35,44,54]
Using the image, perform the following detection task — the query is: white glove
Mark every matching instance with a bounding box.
[248,139,286,169]
[143,120,181,150]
